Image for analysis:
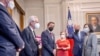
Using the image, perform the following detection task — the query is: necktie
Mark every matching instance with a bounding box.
[33,31,36,38]
[32,31,39,45]
[50,33,53,39]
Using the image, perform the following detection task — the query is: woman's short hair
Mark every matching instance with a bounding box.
[88,24,94,33]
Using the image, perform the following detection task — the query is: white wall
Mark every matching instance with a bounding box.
[16,0,25,10]
[24,0,44,35]
[14,0,100,55]
[24,0,100,39]
[24,0,63,39]
[16,0,100,39]
[65,0,100,28]
[44,0,62,40]
[65,0,100,53]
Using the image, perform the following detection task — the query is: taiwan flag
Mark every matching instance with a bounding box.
[67,7,74,56]
[67,7,74,37]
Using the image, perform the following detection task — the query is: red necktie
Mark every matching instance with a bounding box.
[50,32,53,36]
[50,33,54,39]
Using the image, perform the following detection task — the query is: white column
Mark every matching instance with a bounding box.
[44,0,62,40]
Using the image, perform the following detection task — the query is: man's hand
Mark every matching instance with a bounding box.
[53,49,56,56]
[17,48,22,52]
[17,45,25,52]
[63,48,67,50]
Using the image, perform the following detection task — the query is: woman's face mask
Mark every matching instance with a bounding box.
[83,27,90,33]
[60,32,66,39]
[61,35,65,38]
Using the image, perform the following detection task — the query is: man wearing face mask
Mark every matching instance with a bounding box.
[68,24,86,56]
[41,22,56,56]
[19,16,40,56]
[0,0,25,56]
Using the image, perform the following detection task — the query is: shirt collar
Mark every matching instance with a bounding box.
[47,29,52,33]
[29,26,34,32]
[78,30,81,34]
[0,2,5,6]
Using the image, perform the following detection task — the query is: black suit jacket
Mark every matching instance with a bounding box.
[19,27,39,56]
[0,4,24,56]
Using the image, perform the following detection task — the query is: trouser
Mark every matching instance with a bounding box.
[74,48,82,56]
[0,46,16,56]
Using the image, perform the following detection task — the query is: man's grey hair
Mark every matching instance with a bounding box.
[28,16,37,24]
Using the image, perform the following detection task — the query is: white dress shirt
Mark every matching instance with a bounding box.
[0,2,5,6]
[78,31,81,40]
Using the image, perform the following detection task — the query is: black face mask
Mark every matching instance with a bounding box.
[75,29,79,33]
[49,27,54,31]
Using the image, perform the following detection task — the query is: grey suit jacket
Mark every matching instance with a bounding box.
[82,33,98,56]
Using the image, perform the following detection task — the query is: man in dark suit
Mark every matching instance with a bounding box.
[19,16,40,56]
[68,24,86,56]
[41,22,56,56]
[0,0,25,56]
[90,16,100,32]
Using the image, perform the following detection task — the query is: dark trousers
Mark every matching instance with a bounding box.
[34,50,39,56]
[0,46,16,56]
[74,48,82,56]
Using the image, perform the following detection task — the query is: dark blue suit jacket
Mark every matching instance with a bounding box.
[0,4,24,56]
[41,30,56,56]
[19,27,39,56]
[69,31,86,56]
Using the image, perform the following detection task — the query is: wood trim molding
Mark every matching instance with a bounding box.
[20,14,24,30]
[14,0,25,15]
[7,8,12,16]
[14,0,25,30]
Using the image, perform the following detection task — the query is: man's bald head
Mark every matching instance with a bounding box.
[74,24,80,30]
[28,16,39,24]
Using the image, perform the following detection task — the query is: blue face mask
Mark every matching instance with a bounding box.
[83,28,90,33]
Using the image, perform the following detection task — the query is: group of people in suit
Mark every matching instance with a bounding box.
[19,17,56,56]
[0,0,56,56]
[68,24,98,56]
[56,24,98,56]
[0,0,98,56]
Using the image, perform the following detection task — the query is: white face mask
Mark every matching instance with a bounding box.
[8,1,15,9]
[61,35,65,38]
[83,28,90,33]
[34,23,40,29]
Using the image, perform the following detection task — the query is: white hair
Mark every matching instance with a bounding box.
[28,16,37,24]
